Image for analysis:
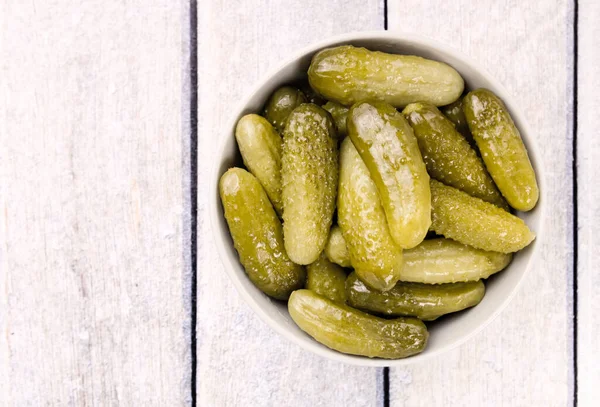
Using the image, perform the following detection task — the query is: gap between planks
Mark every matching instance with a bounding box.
[189,0,199,406]
[572,0,579,405]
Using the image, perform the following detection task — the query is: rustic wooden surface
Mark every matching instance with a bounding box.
[0,0,591,405]
[387,1,575,406]
[195,1,384,406]
[0,1,191,405]
[577,0,598,405]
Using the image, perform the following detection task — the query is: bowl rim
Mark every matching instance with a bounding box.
[208,30,546,367]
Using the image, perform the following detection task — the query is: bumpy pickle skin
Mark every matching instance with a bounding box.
[338,138,403,291]
[263,86,307,132]
[235,114,283,214]
[401,238,512,284]
[348,101,431,249]
[306,254,347,303]
[282,104,338,265]
[308,45,464,107]
[430,179,535,253]
[346,272,485,320]
[324,225,351,268]
[323,101,349,137]
[463,88,539,211]
[219,168,305,300]
[403,102,507,209]
[288,290,428,359]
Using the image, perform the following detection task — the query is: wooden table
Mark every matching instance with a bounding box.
[0,1,594,405]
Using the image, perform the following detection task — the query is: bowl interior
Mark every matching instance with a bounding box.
[210,33,544,366]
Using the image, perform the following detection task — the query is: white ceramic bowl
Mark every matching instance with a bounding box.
[209,31,545,366]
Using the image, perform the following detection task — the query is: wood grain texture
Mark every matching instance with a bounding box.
[196,1,384,406]
[387,1,574,405]
[0,1,191,405]
[577,1,599,405]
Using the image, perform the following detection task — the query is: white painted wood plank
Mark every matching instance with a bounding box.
[0,2,191,405]
[577,1,600,405]
[388,1,574,405]
[196,1,384,405]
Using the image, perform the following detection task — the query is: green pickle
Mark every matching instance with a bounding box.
[401,238,512,284]
[440,98,473,142]
[463,88,539,211]
[324,229,472,281]
[308,45,464,107]
[348,101,431,249]
[288,290,428,359]
[323,101,349,137]
[346,272,485,320]
[403,102,507,208]
[430,180,535,253]
[324,225,351,268]
[235,114,283,214]
[306,254,347,303]
[282,103,338,265]
[219,168,305,299]
[338,138,403,291]
[263,86,306,132]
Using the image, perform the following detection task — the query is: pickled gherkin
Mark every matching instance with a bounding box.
[348,101,431,249]
[430,180,535,253]
[346,272,485,320]
[308,45,464,107]
[403,102,507,208]
[338,138,403,291]
[324,225,351,268]
[306,254,347,303]
[282,104,338,265]
[440,98,472,141]
[463,88,539,211]
[235,114,283,214]
[323,101,349,137]
[263,86,306,132]
[219,168,305,299]
[288,290,428,359]
[401,238,512,284]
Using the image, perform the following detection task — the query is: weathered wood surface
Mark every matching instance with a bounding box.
[0,1,191,405]
[195,1,385,406]
[387,1,574,405]
[577,0,599,405]
[0,0,588,405]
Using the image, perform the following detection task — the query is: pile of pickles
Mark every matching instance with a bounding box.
[219,45,539,359]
